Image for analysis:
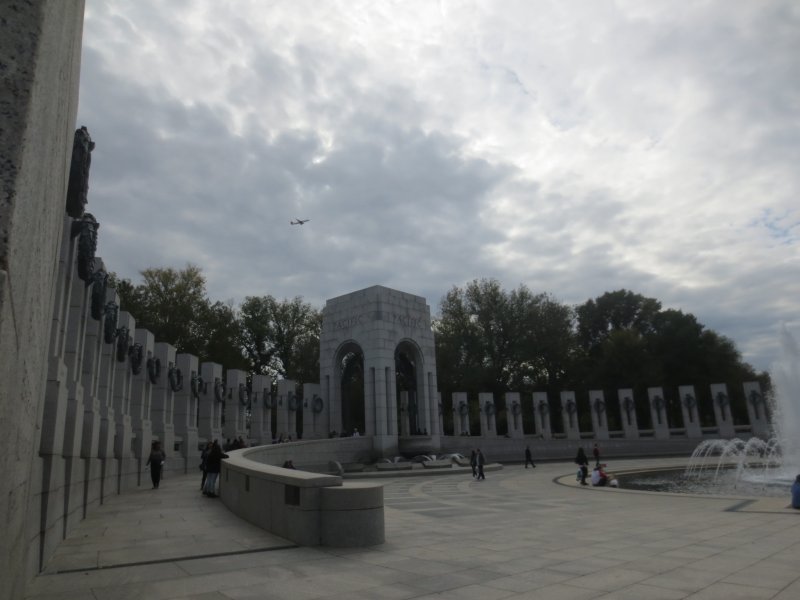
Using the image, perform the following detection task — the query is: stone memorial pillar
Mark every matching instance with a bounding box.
[250,374,272,444]
[224,369,249,443]
[425,371,440,442]
[173,352,199,472]
[276,379,295,439]
[436,392,444,438]
[532,392,552,440]
[151,342,176,471]
[96,288,119,499]
[130,328,155,483]
[399,391,410,437]
[506,392,524,438]
[588,390,609,440]
[710,383,736,438]
[560,391,580,440]
[38,221,81,564]
[302,383,322,439]
[617,389,639,439]
[199,362,223,444]
[79,265,108,513]
[678,385,703,438]
[647,387,670,440]
[479,393,496,436]
[452,392,468,436]
[112,312,136,490]
[62,259,92,530]
[742,382,770,440]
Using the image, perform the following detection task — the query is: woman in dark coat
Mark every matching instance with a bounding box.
[146,441,166,489]
[199,441,212,491]
[202,440,229,497]
[575,447,589,486]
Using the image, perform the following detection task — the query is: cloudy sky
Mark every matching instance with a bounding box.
[77,0,799,372]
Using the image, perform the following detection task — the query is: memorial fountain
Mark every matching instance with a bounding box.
[627,327,799,497]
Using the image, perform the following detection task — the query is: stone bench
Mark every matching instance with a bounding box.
[220,448,384,547]
[375,462,413,471]
[422,459,453,469]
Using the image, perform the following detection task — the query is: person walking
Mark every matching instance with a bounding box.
[202,440,229,498]
[199,440,212,491]
[146,441,166,489]
[470,449,478,478]
[476,449,486,480]
[575,447,589,486]
[593,443,601,467]
[524,445,536,469]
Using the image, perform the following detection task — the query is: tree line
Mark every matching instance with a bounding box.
[111,267,767,433]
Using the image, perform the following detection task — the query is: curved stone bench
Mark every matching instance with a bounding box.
[220,447,384,547]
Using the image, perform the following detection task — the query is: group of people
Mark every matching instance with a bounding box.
[199,439,229,497]
[223,436,248,451]
[574,444,618,487]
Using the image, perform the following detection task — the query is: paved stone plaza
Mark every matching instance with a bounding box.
[25,458,800,600]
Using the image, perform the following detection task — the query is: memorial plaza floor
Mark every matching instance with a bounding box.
[25,457,800,600]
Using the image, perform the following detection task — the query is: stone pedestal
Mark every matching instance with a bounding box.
[743,381,770,440]
[479,393,496,437]
[648,387,670,440]
[678,385,703,438]
[250,374,272,444]
[532,392,552,439]
[452,392,468,436]
[199,362,223,444]
[560,391,580,440]
[276,380,296,440]
[589,390,609,440]
[151,342,176,472]
[617,388,639,439]
[173,353,199,472]
[505,392,524,438]
[302,383,322,439]
[710,383,736,439]
[129,328,154,485]
[224,369,249,443]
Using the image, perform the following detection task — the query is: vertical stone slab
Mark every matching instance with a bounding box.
[399,391,410,437]
[531,392,549,439]
[224,370,248,443]
[250,374,272,444]
[426,372,440,442]
[1,3,86,591]
[199,362,223,444]
[710,383,736,439]
[678,385,703,438]
[112,312,136,491]
[96,288,118,501]
[129,328,155,483]
[479,393,496,437]
[505,392,524,438]
[617,389,639,439]
[302,383,322,439]
[647,387,670,440]
[173,353,199,472]
[151,342,176,471]
[452,392,468,436]
[743,381,770,440]
[588,390,609,440]
[560,391,580,440]
[276,379,296,440]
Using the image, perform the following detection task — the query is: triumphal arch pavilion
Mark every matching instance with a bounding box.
[319,286,440,456]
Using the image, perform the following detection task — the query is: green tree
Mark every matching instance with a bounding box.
[107,265,243,366]
[239,295,321,383]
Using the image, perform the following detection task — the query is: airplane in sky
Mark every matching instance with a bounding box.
[290,218,310,225]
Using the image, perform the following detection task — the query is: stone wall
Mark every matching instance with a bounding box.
[0,3,85,599]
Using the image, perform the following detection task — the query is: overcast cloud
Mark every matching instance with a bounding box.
[77,0,800,371]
